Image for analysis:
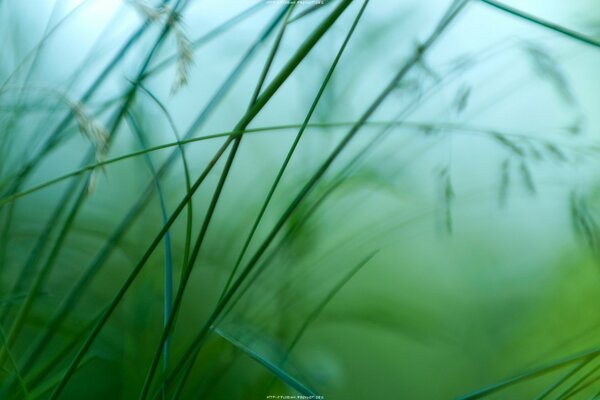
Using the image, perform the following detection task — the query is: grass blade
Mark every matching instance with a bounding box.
[458,346,600,399]
[137,4,299,397]
[533,357,592,400]
[219,0,369,303]
[126,111,175,377]
[214,327,318,396]
[47,0,354,396]
[164,0,468,389]
[18,3,290,375]
[478,0,600,49]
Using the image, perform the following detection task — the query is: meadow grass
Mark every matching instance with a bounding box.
[1,0,600,399]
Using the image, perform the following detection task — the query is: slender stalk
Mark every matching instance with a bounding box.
[0,324,29,399]
[48,2,353,397]
[9,2,181,340]
[219,0,368,303]
[0,0,181,326]
[144,1,267,78]
[478,0,600,49]
[533,357,592,400]
[126,112,175,397]
[255,250,377,397]
[1,0,172,197]
[18,3,291,375]
[1,119,576,209]
[163,0,468,391]
[458,347,600,399]
[559,365,600,399]
[1,0,187,373]
[138,5,335,398]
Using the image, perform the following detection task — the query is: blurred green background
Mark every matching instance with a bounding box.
[1,0,600,399]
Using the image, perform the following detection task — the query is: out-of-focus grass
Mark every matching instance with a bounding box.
[1,0,600,399]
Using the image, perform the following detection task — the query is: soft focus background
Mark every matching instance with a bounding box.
[1,0,600,399]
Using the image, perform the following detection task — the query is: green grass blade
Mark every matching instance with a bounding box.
[47,1,355,397]
[137,5,296,397]
[284,251,377,361]
[214,327,319,397]
[533,357,592,400]
[0,324,30,399]
[478,0,600,49]
[457,347,600,399]
[145,1,267,78]
[0,0,91,89]
[0,0,182,330]
[17,8,282,368]
[219,0,369,302]
[2,0,187,372]
[1,120,554,207]
[136,84,193,271]
[165,0,468,387]
[126,111,175,379]
[1,0,175,197]
[558,364,600,399]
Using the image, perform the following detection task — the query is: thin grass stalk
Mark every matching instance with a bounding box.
[458,347,600,399]
[219,0,369,302]
[46,1,353,395]
[17,4,291,375]
[126,112,175,389]
[283,251,377,363]
[136,84,193,272]
[554,363,600,399]
[135,85,194,390]
[214,327,319,396]
[162,0,468,391]
[478,0,600,49]
[288,0,334,24]
[0,0,187,374]
[0,0,90,90]
[0,0,180,325]
[137,5,299,397]
[533,357,593,400]
[0,324,29,399]
[153,1,363,394]
[256,250,377,397]
[178,4,292,138]
[144,1,267,78]
[1,0,174,198]
[21,311,104,392]
[143,138,239,399]
[3,1,184,345]
[2,119,567,207]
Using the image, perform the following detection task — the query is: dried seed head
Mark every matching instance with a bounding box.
[131,0,168,22]
[129,1,194,94]
[70,102,109,163]
[523,42,575,105]
[171,22,194,95]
